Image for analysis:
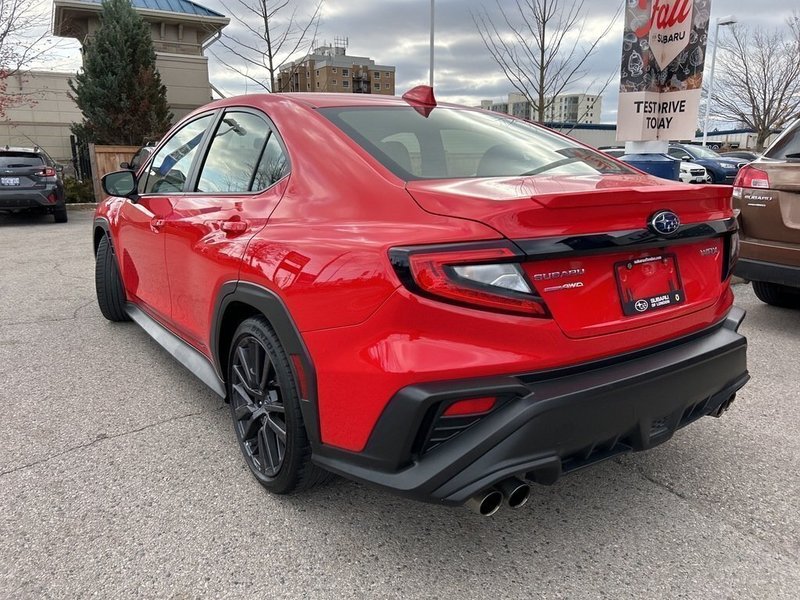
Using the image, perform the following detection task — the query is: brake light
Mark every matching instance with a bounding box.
[389,242,548,317]
[723,230,740,281]
[733,165,769,197]
[36,167,57,177]
[443,397,497,416]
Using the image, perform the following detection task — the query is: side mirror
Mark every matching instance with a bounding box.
[682,155,692,161]
[119,161,130,169]
[102,170,137,199]
[55,164,65,173]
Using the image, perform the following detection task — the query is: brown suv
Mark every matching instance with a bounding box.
[733,119,800,307]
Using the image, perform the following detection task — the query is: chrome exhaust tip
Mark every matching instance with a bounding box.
[497,477,531,509]
[465,488,504,516]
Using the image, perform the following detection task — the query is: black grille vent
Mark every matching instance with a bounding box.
[422,414,484,454]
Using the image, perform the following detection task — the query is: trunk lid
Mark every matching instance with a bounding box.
[735,160,800,245]
[406,174,734,339]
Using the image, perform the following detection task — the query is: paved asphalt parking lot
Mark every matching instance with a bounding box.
[1,208,798,599]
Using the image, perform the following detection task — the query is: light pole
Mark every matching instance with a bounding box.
[702,15,737,147]
[429,0,435,87]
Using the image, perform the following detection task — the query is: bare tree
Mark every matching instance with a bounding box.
[0,0,60,117]
[212,0,322,93]
[474,0,620,122]
[712,15,800,150]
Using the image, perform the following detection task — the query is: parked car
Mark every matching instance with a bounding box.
[668,143,746,184]
[600,147,709,183]
[0,145,67,222]
[733,118,800,307]
[722,151,760,162]
[93,89,749,515]
[120,142,157,173]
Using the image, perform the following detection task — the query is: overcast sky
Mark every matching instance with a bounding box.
[42,0,800,123]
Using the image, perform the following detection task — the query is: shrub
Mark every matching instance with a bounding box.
[64,177,96,204]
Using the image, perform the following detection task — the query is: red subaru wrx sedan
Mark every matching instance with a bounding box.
[94,88,748,515]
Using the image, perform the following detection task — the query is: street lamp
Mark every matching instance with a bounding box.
[429,0,435,87]
[702,15,737,147]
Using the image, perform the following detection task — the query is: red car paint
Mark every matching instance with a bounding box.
[95,92,742,463]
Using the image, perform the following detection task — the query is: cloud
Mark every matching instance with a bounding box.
[38,0,800,122]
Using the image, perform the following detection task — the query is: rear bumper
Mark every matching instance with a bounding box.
[0,187,63,210]
[735,257,800,287]
[313,307,749,504]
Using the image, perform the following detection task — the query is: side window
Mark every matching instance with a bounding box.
[196,111,281,193]
[668,147,691,160]
[141,114,213,194]
[251,134,290,191]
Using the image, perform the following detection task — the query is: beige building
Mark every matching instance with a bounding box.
[0,1,228,167]
[277,45,396,95]
[0,71,83,165]
[53,0,229,119]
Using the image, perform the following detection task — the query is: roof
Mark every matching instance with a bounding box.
[76,0,224,18]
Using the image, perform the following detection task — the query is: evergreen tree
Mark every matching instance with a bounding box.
[69,0,172,145]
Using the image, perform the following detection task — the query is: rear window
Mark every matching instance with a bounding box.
[320,107,633,180]
[764,120,800,160]
[0,152,44,168]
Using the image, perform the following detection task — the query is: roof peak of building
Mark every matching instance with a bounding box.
[62,0,226,19]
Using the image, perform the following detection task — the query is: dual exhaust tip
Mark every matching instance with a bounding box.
[465,477,531,516]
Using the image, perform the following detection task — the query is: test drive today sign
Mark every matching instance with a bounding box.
[617,0,712,141]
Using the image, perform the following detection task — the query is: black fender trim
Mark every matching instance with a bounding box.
[93,217,111,254]
[211,281,321,445]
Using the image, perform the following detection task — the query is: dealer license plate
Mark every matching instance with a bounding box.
[615,254,685,316]
[1,177,20,186]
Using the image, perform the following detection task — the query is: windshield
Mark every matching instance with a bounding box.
[0,152,44,168]
[685,145,722,159]
[765,119,800,160]
[320,107,633,180]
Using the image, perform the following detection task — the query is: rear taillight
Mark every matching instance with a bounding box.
[389,242,548,317]
[733,165,769,198]
[723,230,740,281]
[35,167,57,177]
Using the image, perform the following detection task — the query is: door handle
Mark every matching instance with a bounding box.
[221,220,249,235]
[150,218,165,233]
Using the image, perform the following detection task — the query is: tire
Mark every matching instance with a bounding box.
[228,316,328,494]
[95,235,130,322]
[752,281,800,309]
[53,205,68,223]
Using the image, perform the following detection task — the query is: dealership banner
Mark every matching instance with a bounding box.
[617,0,712,142]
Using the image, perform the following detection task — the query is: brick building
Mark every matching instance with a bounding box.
[277,45,395,95]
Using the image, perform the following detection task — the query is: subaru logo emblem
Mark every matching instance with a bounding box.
[649,210,681,236]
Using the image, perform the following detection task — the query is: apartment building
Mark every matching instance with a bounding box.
[277,45,395,95]
[482,92,603,124]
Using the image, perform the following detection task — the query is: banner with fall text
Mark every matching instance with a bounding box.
[616,0,712,142]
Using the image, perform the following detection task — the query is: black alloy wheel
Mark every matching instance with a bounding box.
[230,333,288,477]
[227,317,328,493]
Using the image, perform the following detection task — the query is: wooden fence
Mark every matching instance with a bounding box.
[88,144,139,201]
